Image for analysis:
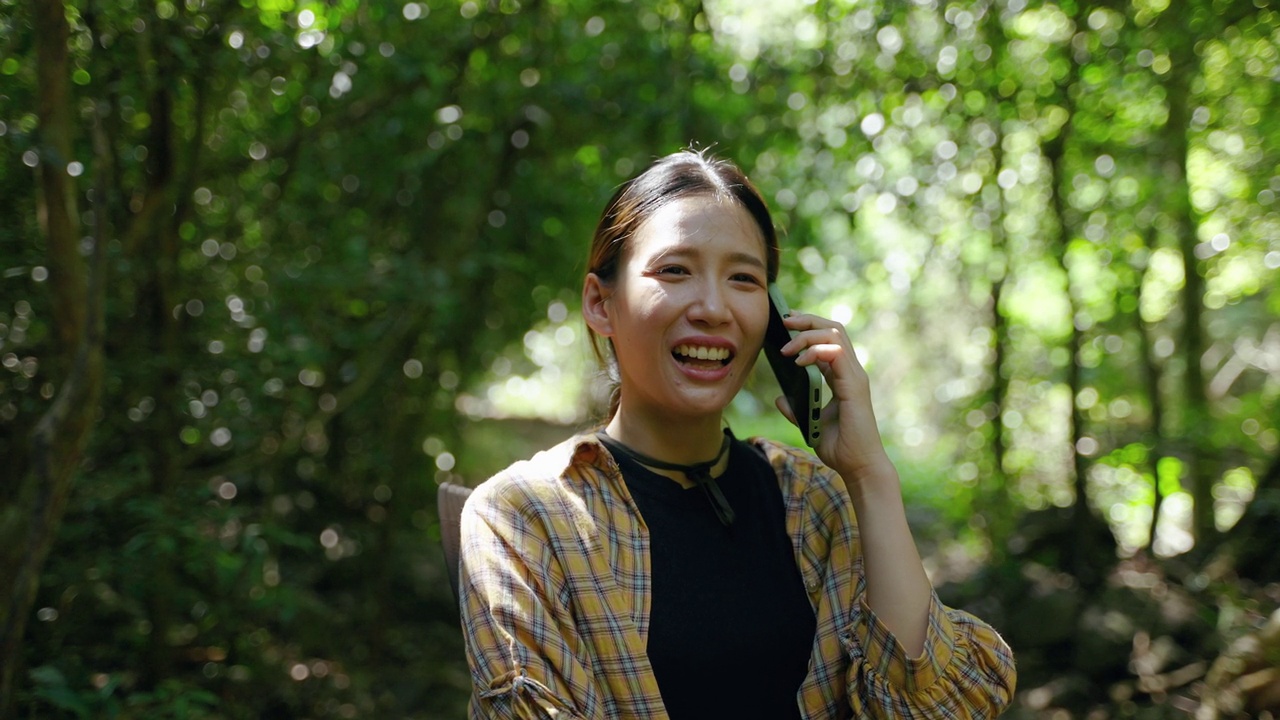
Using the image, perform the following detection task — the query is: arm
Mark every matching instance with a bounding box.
[459,478,603,720]
[779,312,931,655]
[779,313,1016,716]
[846,592,1016,718]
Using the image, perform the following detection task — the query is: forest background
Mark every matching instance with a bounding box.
[2,0,1279,717]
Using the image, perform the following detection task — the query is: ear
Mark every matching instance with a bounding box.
[582,273,615,337]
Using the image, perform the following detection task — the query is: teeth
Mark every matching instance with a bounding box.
[675,345,730,361]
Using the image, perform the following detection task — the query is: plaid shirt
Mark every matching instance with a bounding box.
[459,434,1016,719]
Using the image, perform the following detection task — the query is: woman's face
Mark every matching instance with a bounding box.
[588,195,770,424]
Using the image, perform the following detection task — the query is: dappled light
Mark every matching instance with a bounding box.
[2,0,1278,717]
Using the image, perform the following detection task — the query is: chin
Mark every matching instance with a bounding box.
[670,392,737,419]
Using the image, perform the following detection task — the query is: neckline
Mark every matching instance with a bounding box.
[600,428,731,478]
[598,429,736,526]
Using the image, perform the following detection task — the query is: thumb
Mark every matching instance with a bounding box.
[775,395,797,426]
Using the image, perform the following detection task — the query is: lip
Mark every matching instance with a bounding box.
[669,335,738,382]
[670,335,738,354]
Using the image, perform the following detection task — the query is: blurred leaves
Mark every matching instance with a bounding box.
[1,0,1278,717]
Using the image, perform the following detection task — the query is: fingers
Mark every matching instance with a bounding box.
[780,313,851,360]
[780,312,869,394]
[782,311,843,332]
[782,312,844,336]
[775,311,886,472]
[781,315,844,344]
[792,342,844,365]
[774,395,796,425]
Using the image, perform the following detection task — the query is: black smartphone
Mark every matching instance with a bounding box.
[763,284,822,448]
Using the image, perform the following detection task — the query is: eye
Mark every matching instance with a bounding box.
[655,265,690,276]
[731,272,764,286]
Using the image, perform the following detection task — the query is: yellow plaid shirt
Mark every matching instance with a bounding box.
[459,434,1016,719]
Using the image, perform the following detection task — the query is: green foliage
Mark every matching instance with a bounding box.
[2,0,1278,716]
[29,666,217,719]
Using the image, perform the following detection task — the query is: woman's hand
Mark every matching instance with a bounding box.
[776,312,897,491]
[778,311,931,657]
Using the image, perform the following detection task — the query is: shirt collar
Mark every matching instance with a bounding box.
[566,432,618,475]
[560,430,786,478]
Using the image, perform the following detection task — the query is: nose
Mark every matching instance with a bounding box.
[687,278,732,326]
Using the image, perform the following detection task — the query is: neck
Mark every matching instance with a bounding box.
[598,425,737,525]
[604,405,726,467]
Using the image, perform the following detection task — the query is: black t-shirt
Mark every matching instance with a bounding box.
[610,436,817,720]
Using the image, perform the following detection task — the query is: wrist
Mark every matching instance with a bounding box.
[834,458,901,499]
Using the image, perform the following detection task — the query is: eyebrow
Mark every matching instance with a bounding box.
[652,247,767,270]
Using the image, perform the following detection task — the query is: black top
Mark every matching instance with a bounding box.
[611,436,816,720]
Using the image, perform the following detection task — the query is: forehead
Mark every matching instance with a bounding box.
[629,195,766,260]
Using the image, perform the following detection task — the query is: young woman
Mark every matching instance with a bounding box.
[458,150,1016,719]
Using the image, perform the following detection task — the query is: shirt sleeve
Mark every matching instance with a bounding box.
[459,477,603,720]
[842,590,1016,718]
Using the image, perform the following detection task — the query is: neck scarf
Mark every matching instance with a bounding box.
[598,429,735,526]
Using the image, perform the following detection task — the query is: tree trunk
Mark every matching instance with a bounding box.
[1044,121,1098,585]
[1042,0,1107,587]
[0,1,105,714]
[1160,20,1215,544]
[988,272,1011,545]
[136,21,183,686]
[1137,224,1169,550]
[31,0,83,362]
[982,4,1013,550]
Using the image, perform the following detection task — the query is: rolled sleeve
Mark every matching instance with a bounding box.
[460,478,602,720]
[843,591,1016,718]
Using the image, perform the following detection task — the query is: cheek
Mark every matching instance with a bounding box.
[743,298,770,346]
[625,285,678,322]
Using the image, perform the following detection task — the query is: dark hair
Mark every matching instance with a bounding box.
[585,149,780,419]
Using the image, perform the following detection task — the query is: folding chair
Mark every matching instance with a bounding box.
[436,481,473,605]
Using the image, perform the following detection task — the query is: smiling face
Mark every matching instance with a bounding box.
[584,195,770,426]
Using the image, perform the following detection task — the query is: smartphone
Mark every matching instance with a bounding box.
[763,284,822,448]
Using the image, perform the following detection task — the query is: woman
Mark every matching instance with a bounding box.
[458,149,1016,719]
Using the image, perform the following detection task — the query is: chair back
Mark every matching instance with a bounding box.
[437,481,473,605]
